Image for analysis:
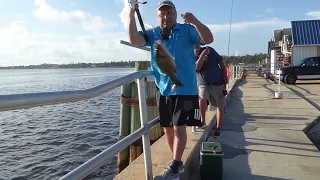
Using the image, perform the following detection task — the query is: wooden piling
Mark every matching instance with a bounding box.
[116,82,132,174]
[146,81,160,145]
[117,61,164,169]
[135,61,164,144]
[129,82,143,162]
[135,61,149,71]
[129,61,149,162]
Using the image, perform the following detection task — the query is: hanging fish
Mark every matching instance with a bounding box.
[154,40,184,90]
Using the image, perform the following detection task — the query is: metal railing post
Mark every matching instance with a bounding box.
[136,78,153,180]
[236,66,238,79]
[230,65,233,82]
[232,65,235,81]
[234,65,237,80]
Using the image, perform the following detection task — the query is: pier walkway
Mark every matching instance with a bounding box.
[115,75,320,180]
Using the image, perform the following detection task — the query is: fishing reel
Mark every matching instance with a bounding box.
[160,28,172,40]
[128,0,147,7]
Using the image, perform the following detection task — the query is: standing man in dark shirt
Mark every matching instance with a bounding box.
[194,44,228,137]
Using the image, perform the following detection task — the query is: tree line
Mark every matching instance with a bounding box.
[222,53,267,65]
[0,53,267,69]
[0,61,137,69]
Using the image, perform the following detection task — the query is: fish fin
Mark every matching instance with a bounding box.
[170,73,183,87]
[169,75,184,92]
[171,80,183,91]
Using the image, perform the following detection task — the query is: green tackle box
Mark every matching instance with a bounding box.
[200,141,224,180]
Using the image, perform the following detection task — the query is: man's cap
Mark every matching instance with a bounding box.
[156,0,175,10]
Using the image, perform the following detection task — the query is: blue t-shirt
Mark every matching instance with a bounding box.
[195,47,225,86]
[138,23,200,96]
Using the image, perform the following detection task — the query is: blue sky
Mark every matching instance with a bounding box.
[0,0,319,66]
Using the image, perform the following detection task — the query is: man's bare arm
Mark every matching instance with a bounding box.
[181,13,214,45]
[196,48,210,72]
[193,21,214,45]
[128,7,146,46]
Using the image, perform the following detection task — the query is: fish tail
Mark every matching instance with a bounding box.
[172,74,183,87]
[170,75,184,91]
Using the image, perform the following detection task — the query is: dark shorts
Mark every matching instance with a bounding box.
[156,92,202,127]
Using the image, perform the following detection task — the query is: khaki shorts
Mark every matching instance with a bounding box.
[198,85,226,109]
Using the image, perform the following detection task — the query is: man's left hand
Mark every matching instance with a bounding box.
[181,12,199,26]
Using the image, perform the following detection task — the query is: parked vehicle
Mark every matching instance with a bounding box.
[276,56,320,84]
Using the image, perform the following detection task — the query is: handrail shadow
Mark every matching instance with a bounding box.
[286,86,320,111]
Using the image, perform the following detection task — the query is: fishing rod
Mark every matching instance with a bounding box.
[227,0,234,56]
[128,0,149,43]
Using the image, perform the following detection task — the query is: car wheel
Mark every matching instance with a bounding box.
[284,74,297,84]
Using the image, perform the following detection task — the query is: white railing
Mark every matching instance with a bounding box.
[0,70,156,180]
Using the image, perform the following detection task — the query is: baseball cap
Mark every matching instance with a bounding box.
[156,0,175,10]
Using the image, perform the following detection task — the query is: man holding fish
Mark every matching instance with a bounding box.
[127,0,213,179]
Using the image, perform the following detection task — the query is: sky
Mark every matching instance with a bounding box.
[0,0,320,67]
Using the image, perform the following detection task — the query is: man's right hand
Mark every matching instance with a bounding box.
[127,2,146,46]
[202,48,210,56]
[129,3,138,16]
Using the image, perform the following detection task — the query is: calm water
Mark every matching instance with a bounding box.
[0,68,136,180]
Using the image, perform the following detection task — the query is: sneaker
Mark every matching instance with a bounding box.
[177,164,185,173]
[213,131,221,137]
[196,122,207,129]
[153,165,183,180]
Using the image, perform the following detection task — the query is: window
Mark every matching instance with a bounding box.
[304,58,318,67]
[315,57,320,66]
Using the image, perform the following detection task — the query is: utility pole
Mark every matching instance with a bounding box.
[227,0,234,56]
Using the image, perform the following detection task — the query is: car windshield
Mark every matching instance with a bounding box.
[297,58,309,65]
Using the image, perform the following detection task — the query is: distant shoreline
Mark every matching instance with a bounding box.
[0,61,143,70]
[1,53,268,69]
[0,66,135,70]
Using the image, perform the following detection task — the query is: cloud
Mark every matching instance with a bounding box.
[207,18,290,33]
[265,8,274,13]
[0,22,30,52]
[119,0,131,29]
[306,11,320,19]
[1,16,291,66]
[118,0,153,29]
[234,50,239,56]
[0,22,149,67]
[33,0,118,32]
